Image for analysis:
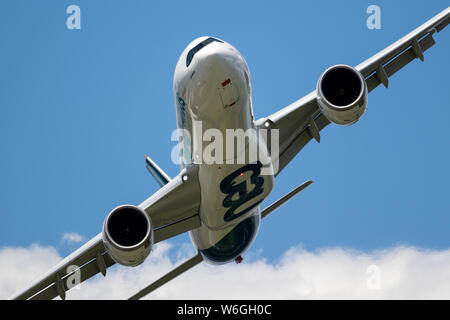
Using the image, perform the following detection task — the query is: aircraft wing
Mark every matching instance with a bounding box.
[9,166,202,300]
[256,7,449,175]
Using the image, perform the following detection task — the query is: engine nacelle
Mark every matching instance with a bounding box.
[316,64,368,125]
[102,205,153,267]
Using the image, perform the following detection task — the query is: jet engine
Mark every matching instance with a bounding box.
[316,64,368,125]
[102,205,153,267]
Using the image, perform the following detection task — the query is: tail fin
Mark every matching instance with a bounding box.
[145,155,171,187]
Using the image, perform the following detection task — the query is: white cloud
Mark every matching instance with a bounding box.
[61,233,84,244]
[0,244,61,299]
[2,243,450,300]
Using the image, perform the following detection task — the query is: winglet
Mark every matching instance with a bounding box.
[145,155,171,187]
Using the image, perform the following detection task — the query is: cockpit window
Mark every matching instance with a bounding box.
[186,37,223,67]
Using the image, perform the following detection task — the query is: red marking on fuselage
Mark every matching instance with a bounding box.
[221,78,231,87]
[229,101,236,107]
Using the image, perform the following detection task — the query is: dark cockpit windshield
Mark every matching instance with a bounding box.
[186,37,223,67]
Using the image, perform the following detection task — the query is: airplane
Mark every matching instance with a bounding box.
[9,7,449,300]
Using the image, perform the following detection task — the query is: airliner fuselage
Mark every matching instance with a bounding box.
[173,37,275,264]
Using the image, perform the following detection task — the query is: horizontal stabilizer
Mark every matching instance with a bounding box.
[145,155,171,187]
[128,252,203,300]
[261,180,313,219]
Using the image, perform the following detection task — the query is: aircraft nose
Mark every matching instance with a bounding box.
[202,47,239,73]
[194,48,243,108]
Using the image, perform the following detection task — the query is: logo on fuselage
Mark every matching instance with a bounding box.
[220,161,264,222]
[176,92,187,128]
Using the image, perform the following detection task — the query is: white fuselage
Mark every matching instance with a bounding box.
[173,37,274,264]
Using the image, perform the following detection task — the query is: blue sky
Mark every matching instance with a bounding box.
[1,0,449,264]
